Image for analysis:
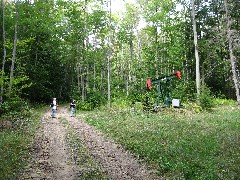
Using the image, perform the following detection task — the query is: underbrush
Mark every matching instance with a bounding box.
[0,106,45,179]
[82,103,240,179]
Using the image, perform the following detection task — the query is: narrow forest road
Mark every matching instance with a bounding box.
[21,107,78,179]
[22,106,158,180]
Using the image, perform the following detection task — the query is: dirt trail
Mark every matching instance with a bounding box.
[22,106,158,180]
[22,111,78,179]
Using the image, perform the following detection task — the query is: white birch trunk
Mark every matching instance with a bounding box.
[76,43,81,93]
[155,6,159,79]
[77,64,80,92]
[126,48,129,96]
[155,28,159,79]
[86,63,89,91]
[107,49,111,108]
[224,0,240,108]
[107,0,112,108]
[9,2,18,94]
[81,67,85,103]
[191,0,201,102]
[93,36,96,90]
[81,0,87,103]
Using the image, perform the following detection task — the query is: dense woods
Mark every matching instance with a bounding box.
[1,1,240,179]
[0,0,239,113]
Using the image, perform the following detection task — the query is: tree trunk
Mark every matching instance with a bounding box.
[93,58,96,90]
[127,31,134,96]
[130,31,134,62]
[81,66,85,103]
[107,0,112,109]
[136,30,143,91]
[9,2,18,94]
[224,0,240,108]
[76,43,81,93]
[126,46,129,96]
[155,5,159,79]
[86,37,89,95]
[0,0,6,102]
[120,46,125,92]
[191,0,201,103]
[107,49,111,108]
[86,63,89,92]
[81,0,87,103]
[93,36,96,90]
[155,26,159,79]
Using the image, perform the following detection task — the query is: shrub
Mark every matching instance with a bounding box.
[173,80,196,102]
[199,86,215,110]
[72,90,107,111]
[0,96,30,118]
[213,98,237,106]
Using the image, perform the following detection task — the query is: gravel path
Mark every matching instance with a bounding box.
[22,106,158,180]
[22,112,78,179]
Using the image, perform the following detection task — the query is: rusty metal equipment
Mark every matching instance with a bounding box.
[146,71,181,107]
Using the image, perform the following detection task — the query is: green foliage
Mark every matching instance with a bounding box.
[72,89,107,111]
[181,86,216,112]
[0,107,43,180]
[184,101,202,113]
[0,96,30,118]
[199,86,215,110]
[173,80,196,102]
[0,131,28,179]
[128,86,146,103]
[83,106,240,179]
[213,98,237,106]
[112,96,130,109]
[1,0,239,109]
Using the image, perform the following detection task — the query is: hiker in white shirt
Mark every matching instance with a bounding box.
[50,98,57,118]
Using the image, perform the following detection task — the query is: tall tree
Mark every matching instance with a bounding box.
[120,3,140,95]
[0,0,6,102]
[191,0,200,102]
[107,0,112,108]
[224,0,240,108]
[9,0,19,94]
[81,0,88,103]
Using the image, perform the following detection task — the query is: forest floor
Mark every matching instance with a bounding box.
[21,106,158,180]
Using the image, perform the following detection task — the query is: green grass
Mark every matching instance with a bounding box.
[0,107,44,180]
[82,105,240,179]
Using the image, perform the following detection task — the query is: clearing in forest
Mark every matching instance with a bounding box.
[22,106,157,179]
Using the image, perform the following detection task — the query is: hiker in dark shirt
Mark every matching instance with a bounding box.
[70,100,76,117]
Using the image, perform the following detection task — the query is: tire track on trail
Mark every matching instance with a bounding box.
[60,107,158,180]
[22,110,78,180]
[22,106,158,180]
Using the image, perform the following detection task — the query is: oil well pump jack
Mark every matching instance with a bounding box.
[146,71,181,108]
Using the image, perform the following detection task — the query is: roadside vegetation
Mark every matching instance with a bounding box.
[82,100,240,179]
[0,97,239,179]
[0,104,45,180]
